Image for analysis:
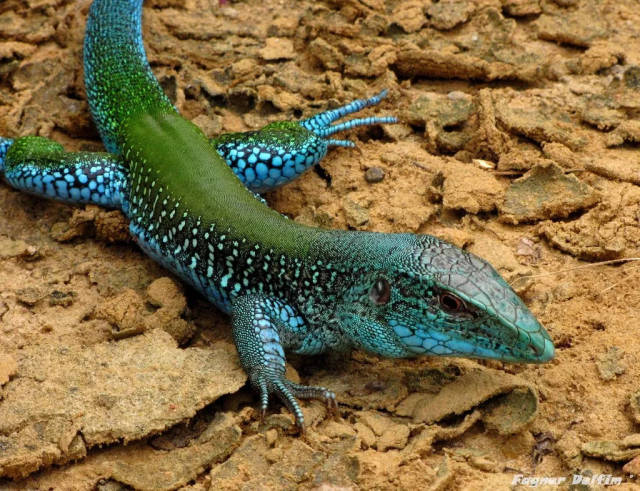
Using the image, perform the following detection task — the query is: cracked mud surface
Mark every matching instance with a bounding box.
[1,0,640,489]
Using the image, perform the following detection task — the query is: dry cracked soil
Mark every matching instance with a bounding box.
[1,0,640,489]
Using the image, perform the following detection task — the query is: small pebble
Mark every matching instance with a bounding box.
[265,428,278,447]
[448,90,469,101]
[16,287,45,306]
[49,290,75,307]
[365,167,385,183]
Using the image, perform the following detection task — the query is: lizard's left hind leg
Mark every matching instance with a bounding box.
[0,136,129,211]
[211,90,396,193]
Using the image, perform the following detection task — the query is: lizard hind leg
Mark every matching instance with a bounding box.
[211,90,396,193]
[1,136,129,211]
[231,294,336,430]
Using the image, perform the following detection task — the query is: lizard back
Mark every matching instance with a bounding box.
[84,0,322,312]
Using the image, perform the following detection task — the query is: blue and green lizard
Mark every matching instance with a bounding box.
[0,0,554,428]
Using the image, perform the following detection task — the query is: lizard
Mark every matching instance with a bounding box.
[0,0,554,429]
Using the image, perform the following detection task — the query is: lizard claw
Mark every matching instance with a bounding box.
[252,370,336,430]
[325,393,340,420]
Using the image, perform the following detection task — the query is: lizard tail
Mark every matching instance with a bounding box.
[84,0,175,155]
[0,137,14,173]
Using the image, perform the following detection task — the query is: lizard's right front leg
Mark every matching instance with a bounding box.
[231,294,337,430]
[0,136,129,211]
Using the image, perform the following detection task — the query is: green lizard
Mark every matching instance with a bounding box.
[0,0,554,429]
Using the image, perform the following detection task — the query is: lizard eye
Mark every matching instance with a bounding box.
[369,278,391,305]
[439,292,465,313]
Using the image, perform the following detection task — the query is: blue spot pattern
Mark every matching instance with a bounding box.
[4,152,129,210]
[212,90,397,193]
[0,137,13,172]
[215,138,328,193]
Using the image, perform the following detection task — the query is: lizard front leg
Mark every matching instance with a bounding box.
[231,294,336,429]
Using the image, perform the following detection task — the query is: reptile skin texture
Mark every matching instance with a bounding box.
[0,0,554,429]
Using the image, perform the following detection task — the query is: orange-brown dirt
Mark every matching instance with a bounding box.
[1,0,640,489]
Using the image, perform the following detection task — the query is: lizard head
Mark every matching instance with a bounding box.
[335,233,554,363]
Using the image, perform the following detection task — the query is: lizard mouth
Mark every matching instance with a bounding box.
[391,317,555,363]
[527,334,555,362]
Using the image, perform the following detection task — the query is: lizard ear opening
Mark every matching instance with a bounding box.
[369,278,391,305]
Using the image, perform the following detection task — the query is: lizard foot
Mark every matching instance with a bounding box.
[253,370,336,430]
[301,89,397,148]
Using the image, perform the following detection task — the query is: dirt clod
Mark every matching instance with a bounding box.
[500,162,599,224]
[596,346,626,381]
